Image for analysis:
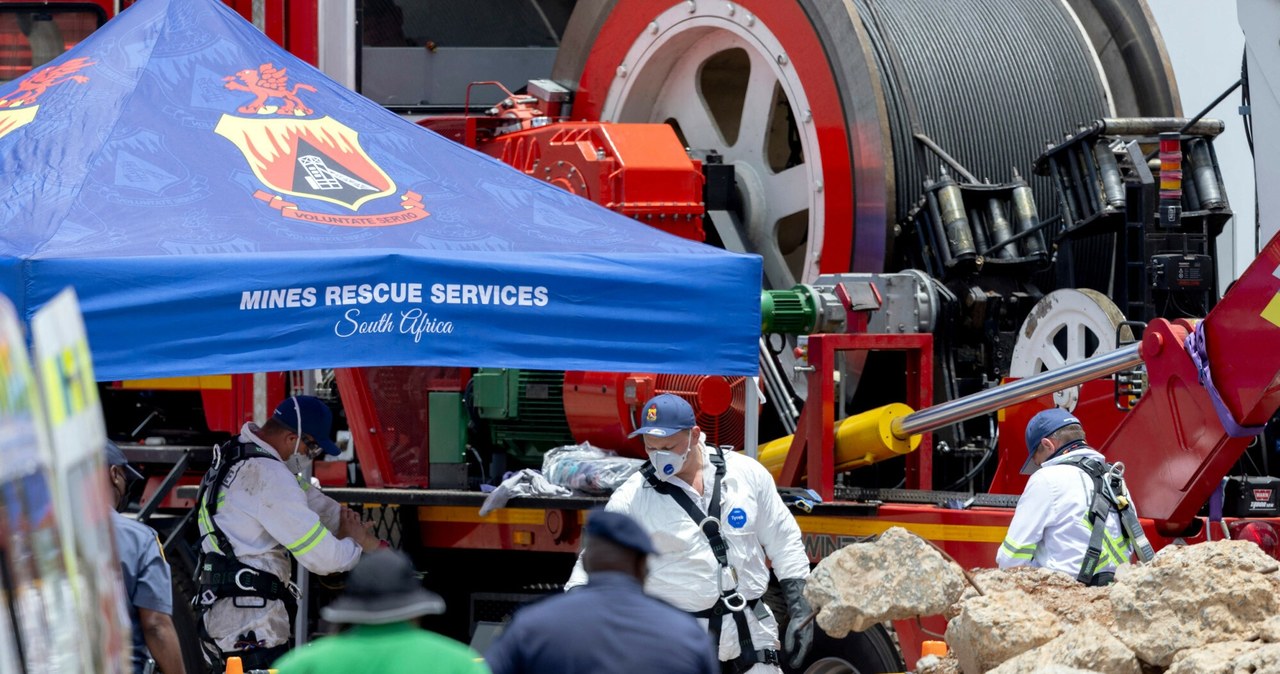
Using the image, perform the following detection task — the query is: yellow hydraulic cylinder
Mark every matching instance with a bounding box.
[758,403,921,479]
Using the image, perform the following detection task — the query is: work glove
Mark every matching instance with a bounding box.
[780,577,814,669]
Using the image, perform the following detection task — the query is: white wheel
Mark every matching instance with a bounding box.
[1009,288,1130,411]
[599,4,828,288]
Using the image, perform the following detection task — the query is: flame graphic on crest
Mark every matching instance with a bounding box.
[215,115,394,211]
[0,107,37,141]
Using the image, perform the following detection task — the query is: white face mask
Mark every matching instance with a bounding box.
[287,450,312,475]
[646,434,693,481]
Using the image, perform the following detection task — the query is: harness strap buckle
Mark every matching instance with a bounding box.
[721,591,748,613]
[234,568,258,592]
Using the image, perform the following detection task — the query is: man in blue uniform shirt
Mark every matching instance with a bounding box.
[485,510,718,674]
[107,441,187,674]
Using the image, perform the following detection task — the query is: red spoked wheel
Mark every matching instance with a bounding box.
[555,0,891,290]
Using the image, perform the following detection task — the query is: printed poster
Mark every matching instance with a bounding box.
[0,295,82,672]
[31,289,129,673]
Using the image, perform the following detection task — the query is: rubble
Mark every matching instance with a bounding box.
[1224,643,1280,672]
[1164,641,1260,674]
[987,622,1140,674]
[916,654,962,674]
[1260,615,1280,643]
[1110,541,1279,667]
[807,533,1280,673]
[961,566,1116,630]
[804,526,966,636]
[945,590,1062,673]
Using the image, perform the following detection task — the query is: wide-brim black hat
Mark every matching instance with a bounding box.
[320,550,445,625]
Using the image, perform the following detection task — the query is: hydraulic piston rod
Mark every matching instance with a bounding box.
[891,343,1142,439]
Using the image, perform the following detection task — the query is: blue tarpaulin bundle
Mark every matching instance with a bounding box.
[0,0,762,380]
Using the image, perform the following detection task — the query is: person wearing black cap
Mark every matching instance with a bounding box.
[997,407,1148,585]
[193,395,385,670]
[485,510,717,674]
[564,394,813,673]
[271,549,486,673]
[106,440,187,674]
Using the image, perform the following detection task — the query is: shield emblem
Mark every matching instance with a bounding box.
[215,115,395,211]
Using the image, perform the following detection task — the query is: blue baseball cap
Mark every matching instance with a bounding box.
[627,394,696,438]
[273,396,341,456]
[104,440,144,481]
[586,510,656,555]
[1022,408,1082,474]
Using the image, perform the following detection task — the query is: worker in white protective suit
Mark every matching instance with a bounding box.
[193,395,384,670]
[566,394,814,673]
[997,407,1151,585]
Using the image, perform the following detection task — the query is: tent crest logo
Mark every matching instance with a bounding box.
[0,57,94,142]
[214,63,428,227]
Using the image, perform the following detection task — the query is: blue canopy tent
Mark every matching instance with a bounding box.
[0,0,761,381]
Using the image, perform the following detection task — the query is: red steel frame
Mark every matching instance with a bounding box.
[779,332,934,500]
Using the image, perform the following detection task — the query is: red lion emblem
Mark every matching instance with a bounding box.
[0,57,94,107]
[224,63,317,116]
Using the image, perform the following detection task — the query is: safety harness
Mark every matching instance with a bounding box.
[641,447,780,672]
[1057,452,1155,585]
[192,439,299,664]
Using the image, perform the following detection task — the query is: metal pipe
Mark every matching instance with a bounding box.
[1100,117,1227,137]
[891,343,1142,438]
[913,132,980,184]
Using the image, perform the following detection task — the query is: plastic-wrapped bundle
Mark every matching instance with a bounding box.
[542,442,644,495]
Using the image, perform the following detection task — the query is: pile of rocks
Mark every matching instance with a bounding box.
[804,527,1280,673]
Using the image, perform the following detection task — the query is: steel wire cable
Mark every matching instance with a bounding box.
[853,0,1111,229]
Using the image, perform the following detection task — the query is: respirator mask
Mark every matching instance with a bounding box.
[286,396,323,474]
[646,433,694,482]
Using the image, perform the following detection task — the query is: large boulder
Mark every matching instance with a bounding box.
[946,589,1062,674]
[961,567,1115,630]
[1165,641,1262,674]
[1110,541,1280,667]
[987,622,1140,674]
[806,526,966,636]
[1224,643,1280,672]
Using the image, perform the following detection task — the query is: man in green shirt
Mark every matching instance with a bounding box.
[273,549,488,674]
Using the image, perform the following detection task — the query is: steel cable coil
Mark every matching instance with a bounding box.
[854,0,1112,227]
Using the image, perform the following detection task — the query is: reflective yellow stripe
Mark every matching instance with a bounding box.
[197,503,222,554]
[198,493,226,554]
[294,527,329,556]
[1001,539,1036,559]
[287,522,327,555]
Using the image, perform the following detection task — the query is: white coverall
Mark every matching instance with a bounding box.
[199,423,362,652]
[566,438,810,672]
[996,447,1134,577]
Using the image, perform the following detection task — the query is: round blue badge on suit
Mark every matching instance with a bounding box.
[727,507,747,528]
